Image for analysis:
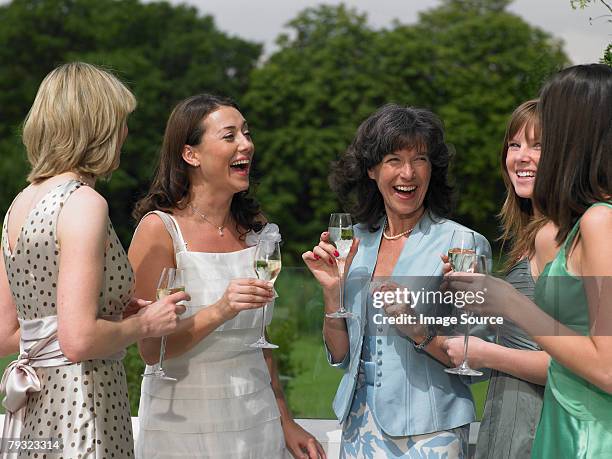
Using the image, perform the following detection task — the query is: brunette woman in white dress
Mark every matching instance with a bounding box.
[129,94,325,459]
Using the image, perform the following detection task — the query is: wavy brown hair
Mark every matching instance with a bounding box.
[329,104,454,231]
[132,94,263,235]
[534,64,612,245]
[498,100,547,271]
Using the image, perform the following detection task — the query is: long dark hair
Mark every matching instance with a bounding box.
[133,94,263,235]
[534,64,612,244]
[329,104,454,231]
[498,99,547,270]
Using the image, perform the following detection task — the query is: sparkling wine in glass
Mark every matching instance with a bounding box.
[249,239,281,349]
[447,229,477,273]
[142,267,185,381]
[326,213,354,319]
[444,230,487,376]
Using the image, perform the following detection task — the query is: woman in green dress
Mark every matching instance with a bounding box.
[447,63,612,458]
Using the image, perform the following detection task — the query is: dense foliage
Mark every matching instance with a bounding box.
[245,1,567,259]
[0,0,261,242]
[0,0,568,259]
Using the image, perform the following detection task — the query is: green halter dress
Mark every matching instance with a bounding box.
[531,202,612,459]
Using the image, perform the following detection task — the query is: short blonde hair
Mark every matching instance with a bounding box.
[23,62,137,183]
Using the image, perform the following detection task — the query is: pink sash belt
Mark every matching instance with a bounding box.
[1,315,125,456]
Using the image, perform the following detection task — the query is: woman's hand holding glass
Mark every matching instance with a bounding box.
[443,263,515,319]
[215,278,274,321]
[443,231,483,376]
[135,290,188,337]
[249,238,282,348]
[443,335,491,369]
[302,231,360,318]
[142,267,189,380]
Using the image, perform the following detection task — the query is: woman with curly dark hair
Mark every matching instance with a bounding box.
[303,104,491,457]
[130,94,324,459]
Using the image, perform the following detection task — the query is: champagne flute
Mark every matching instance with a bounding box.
[142,267,185,381]
[445,251,487,377]
[249,239,281,349]
[326,213,354,319]
[447,229,476,272]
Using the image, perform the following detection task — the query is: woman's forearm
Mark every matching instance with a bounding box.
[507,295,612,393]
[139,304,226,365]
[263,348,292,422]
[322,290,350,364]
[61,315,145,362]
[483,345,549,385]
[0,328,19,357]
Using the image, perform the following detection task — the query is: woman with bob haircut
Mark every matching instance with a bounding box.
[0,62,187,458]
[130,93,325,459]
[302,104,491,457]
[444,100,557,459]
[447,64,612,457]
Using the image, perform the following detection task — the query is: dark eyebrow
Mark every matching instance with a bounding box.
[216,121,248,135]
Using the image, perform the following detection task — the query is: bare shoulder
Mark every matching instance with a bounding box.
[129,212,176,281]
[579,205,612,250]
[132,212,172,245]
[129,212,174,264]
[63,185,108,217]
[58,186,108,233]
[580,204,612,236]
[578,204,612,275]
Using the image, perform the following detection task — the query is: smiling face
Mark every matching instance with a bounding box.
[367,147,431,221]
[505,123,541,199]
[188,106,254,194]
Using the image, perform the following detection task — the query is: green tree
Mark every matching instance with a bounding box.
[408,0,567,231]
[244,5,384,261]
[0,0,261,242]
[245,1,568,259]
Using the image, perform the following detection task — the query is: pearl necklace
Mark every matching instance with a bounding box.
[190,204,226,236]
[382,218,415,240]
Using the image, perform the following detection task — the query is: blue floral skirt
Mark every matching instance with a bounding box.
[340,369,469,459]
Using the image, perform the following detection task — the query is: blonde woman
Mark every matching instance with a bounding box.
[0,62,186,458]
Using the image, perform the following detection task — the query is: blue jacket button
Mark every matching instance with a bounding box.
[376,381,381,387]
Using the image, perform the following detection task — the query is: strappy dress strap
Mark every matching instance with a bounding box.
[139,210,188,255]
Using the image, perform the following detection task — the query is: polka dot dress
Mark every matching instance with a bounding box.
[1,180,135,458]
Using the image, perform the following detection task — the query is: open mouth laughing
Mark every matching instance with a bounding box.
[230,158,250,175]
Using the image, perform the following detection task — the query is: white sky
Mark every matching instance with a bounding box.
[171,0,610,64]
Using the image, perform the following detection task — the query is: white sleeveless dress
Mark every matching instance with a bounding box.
[135,211,287,459]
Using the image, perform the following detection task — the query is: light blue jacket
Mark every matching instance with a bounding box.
[327,212,492,436]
